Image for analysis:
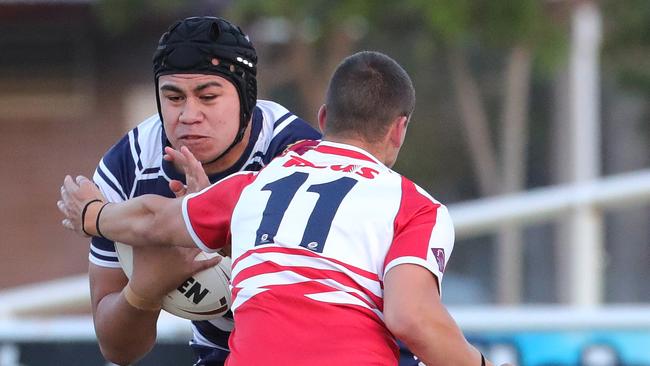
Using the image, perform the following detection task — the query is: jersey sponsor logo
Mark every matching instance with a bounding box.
[431,248,446,273]
[282,154,379,179]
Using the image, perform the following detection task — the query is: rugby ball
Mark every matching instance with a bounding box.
[115,242,232,321]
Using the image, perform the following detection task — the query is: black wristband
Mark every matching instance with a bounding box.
[95,202,110,239]
[480,353,486,366]
[81,199,103,236]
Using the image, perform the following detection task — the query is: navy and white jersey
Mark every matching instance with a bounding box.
[89,100,320,352]
[90,100,320,266]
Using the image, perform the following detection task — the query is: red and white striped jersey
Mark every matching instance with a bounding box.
[182,140,455,366]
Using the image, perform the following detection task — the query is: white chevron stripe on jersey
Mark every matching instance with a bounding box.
[232,269,380,311]
[231,248,382,298]
[95,161,127,201]
[230,287,269,310]
[304,291,384,320]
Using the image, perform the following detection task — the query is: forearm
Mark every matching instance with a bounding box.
[384,264,494,366]
[93,290,160,365]
[396,307,487,366]
[83,195,193,247]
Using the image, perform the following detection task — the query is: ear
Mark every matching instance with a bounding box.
[317,104,327,134]
[388,116,409,149]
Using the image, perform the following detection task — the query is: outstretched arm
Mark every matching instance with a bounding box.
[58,146,212,247]
[59,174,194,247]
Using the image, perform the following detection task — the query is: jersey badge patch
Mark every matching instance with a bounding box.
[431,248,446,273]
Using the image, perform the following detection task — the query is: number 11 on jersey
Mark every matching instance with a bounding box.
[255,172,357,253]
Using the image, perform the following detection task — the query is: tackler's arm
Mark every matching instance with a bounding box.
[59,175,195,248]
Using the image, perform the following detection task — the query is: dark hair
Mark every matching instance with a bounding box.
[324,51,415,142]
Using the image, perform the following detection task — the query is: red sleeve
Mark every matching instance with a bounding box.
[182,172,256,252]
[384,177,454,290]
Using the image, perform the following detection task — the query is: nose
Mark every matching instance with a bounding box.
[179,97,203,124]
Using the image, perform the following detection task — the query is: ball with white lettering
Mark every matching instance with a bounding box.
[115,242,232,320]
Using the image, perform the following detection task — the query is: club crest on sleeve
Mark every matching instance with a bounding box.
[431,248,445,273]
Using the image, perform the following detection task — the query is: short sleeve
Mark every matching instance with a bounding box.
[384,178,455,292]
[182,172,256,252]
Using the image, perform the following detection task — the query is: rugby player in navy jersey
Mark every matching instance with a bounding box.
[83,16,320,366]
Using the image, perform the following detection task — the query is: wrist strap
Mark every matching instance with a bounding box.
[95,202,110,239]
[81,199,103,236]
[122,284,161,312]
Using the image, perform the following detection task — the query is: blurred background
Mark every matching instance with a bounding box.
[0,0,649,365]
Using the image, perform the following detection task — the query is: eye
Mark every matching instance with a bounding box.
[165,95,184,103]
[200,94,218,102]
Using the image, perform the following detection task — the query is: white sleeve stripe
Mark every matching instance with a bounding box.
[128,130,140,168]
[93,171,125,202]
[384,256,442,293]
[88,254,122,268]
[271,115,298,138]
[93,174,125,202]
[127,130,143,198]
[181,194,217,253]
[90,244,118,257]
[97,160,128,199]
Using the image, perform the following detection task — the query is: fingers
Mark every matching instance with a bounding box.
[163,146,209,195]
[180,146,197,161]
[62,218,74,230]
[59,174,103,237]
[164,146,185,165]
[75,175,90,185]
[62,174,99,198]
[193,254,222,273]
[62,175,77,192]
[181,146,210,193]
[60,176,78,218]
[169,180,187,198]
[181,147,200,177]
[56,200,68,215]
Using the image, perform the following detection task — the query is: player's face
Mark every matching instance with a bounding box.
[159,74,241,166]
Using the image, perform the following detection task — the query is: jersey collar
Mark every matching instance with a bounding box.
[314,141,382,165]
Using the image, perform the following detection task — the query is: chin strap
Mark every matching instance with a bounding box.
[201,123,247,166]
[200,113,250,165]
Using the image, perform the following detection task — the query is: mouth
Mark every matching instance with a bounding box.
[178,134,208,142]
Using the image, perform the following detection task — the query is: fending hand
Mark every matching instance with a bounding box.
[164,146,210,196]
[57,175,106,236]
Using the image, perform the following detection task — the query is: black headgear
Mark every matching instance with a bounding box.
[153,16,258,164]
